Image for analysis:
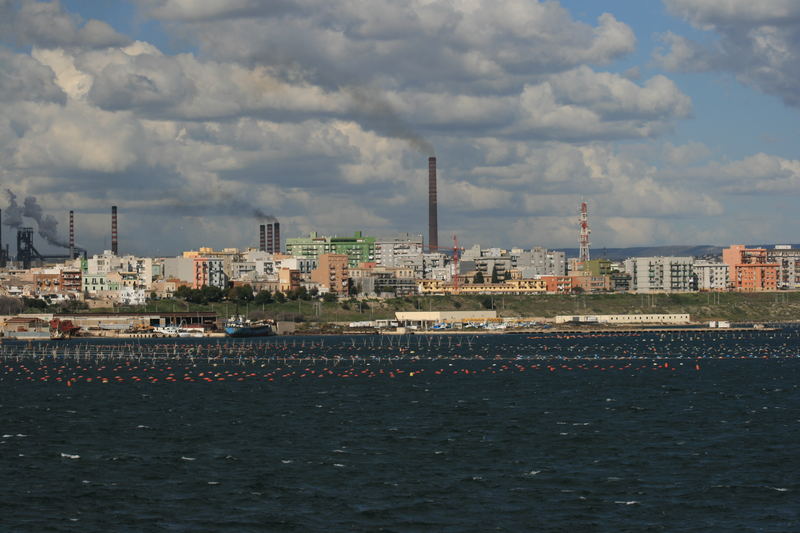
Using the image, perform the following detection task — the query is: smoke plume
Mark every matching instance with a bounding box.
[345,86,435,157]
[4,190,69,248]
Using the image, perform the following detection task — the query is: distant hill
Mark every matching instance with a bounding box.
[555,244,800,261]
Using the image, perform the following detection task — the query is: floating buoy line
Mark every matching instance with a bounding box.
[0,329,797,384]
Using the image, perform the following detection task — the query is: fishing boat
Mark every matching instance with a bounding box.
[178,327,204,338]
[154,326,180,337]
[224,316,275,337]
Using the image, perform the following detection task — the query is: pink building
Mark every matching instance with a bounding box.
[722,245,778,292]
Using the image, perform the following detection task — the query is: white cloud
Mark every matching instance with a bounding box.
[658,0,800,107]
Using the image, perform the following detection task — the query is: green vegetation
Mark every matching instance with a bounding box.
[16,291,800,323]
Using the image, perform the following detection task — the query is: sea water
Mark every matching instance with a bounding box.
[0,331,797,531]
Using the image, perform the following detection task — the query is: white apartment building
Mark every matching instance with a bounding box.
[374,234,424,267]
[87,251,153,289]
[768,245,800,289]
[692,261,729,291]
[624,257,694,293]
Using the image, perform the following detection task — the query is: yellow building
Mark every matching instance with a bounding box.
[418,278,546,295]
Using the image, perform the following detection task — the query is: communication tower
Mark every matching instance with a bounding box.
[579,201,591,263]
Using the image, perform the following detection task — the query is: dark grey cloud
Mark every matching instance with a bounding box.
[0,0,130,49]
[0,48,66,103]
[137,0,635,94]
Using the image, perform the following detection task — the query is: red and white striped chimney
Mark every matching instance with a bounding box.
[69,210,74,258]
[111,205,118,255]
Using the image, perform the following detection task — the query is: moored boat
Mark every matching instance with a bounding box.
[224,316,275,337]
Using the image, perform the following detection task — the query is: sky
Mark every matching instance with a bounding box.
[2,0,800,257]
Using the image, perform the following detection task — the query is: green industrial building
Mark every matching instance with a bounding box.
[285,231,376,267]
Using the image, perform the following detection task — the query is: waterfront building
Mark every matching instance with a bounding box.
[539,275,576,294]
[286,231,375,268]
[571,273,611,293]
[722,245,778,292]
[87,251,153,290]
[461,245,566,280]
[555,314,691,325]
[624,257,694,293]
[767,245,800,289]
[310,253,350,296]
[374,234,424,267]
[578,258,613,277]
[192,258,227,290]
[692,261,729,291]
[418,278,546,295]
[82,273,109,294]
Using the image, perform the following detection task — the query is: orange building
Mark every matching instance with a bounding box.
[278,268,301,293]
[310,254,350,296]
[571,273,611,293]
[540,275,575,294]
[722,245,778,291]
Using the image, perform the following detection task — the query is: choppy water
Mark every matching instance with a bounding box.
[1,331,798,531]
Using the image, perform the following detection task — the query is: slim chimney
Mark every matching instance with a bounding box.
[274,221,280,254]
[266,223,274,254]
[428,157,438,252]
[259,224,266,252]
[111,205,118,255]
[69,210,74,259]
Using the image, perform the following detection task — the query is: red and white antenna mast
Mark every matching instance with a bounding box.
[579,201,591,263]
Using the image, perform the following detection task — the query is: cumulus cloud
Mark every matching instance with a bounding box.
[137,0,635,93]
[657,0,800,107]
[0,0,130,49]
[0,48,66,103]
[1,0,790,252]
[661,152,800,194]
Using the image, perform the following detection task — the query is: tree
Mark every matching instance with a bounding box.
[228,284,254,302]
[200,285,224,303]
[175,285,193,300]
[274,291,286,304]
[473,271,485,284]
[480,297,493,309]
[503,270,512,281]
[254,290,273,305]
[322,292,337,302]
[490,267,500,284]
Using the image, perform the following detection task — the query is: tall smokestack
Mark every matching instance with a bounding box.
[274,221,280,254]
[69,210,74,259]
[428,157,438,252]
[259,224,266,252]
[111,205,118,255]
[266,223,274,254]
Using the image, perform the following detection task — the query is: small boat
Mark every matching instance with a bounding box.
[224,316,275,337]
[178,327,204,338]
[154,326,180,337]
